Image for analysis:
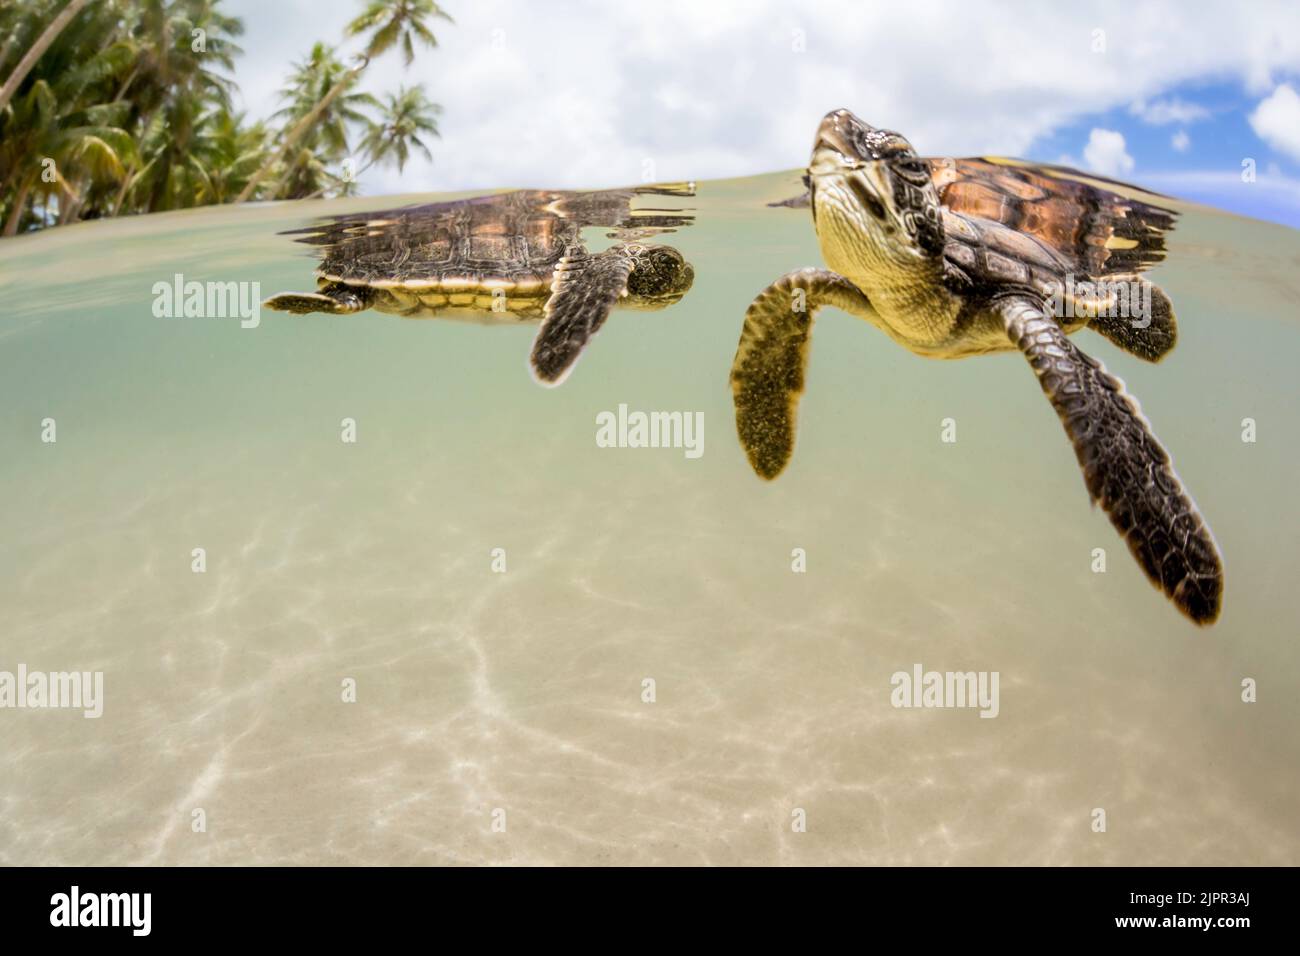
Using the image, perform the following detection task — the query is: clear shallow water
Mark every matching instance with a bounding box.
[0,172,1297,865]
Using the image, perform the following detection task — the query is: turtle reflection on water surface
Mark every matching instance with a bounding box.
[265,184,696,386]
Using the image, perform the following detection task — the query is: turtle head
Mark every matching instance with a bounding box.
[619,243,695,310]
[808,109,944,279]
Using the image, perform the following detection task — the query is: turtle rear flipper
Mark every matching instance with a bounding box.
[529,249,635,386]
[1000,295,1223,625]
[1087,280,1177,362]
[264,286,367,315]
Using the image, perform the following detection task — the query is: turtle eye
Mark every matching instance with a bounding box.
[893,156,932,185]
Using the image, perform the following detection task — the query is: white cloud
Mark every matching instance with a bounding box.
[1249,83,1300,161]
[1082,128,1135,177]
[1129,97,1209,124]
[219,0,1300,194]
[1171,130,1190,152]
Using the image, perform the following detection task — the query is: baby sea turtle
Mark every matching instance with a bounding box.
[732,109,1223,624]
[265,184,696,385]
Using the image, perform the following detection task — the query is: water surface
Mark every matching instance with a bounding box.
[1,172,1297,865]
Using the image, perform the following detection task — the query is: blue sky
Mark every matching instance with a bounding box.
[224,0,1300,229]
[1033,80,1300,227]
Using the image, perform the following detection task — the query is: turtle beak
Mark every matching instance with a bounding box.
[814,109,864,155]
[810,108,873,174]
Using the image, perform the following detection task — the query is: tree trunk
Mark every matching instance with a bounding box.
[108,102,162,216]
[3,173,34,236]
[0,0,90,113]
[58,178,84,224]
[234,61,365,204]
[110,168,134,217]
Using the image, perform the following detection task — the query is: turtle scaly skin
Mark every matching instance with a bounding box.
[732,109,1222,625]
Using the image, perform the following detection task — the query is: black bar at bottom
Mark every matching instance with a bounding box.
[0,866,1275,942]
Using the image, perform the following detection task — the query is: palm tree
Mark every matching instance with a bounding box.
[0,0,452,235]
[234,0,451,203]
[270,42,378,199]
[1,79,134,235]
[190,108,269,204]
[0,0,144,230]
[356,84,440,176]
[0,0,91,113]
[347,0,452,67]
[108,0,244,215]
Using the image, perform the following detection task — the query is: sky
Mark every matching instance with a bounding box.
[222,0,1300,228]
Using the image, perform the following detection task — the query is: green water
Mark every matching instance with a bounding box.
[1,173,1297,865]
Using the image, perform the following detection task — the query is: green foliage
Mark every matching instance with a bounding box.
[0,0,450,235]
[347,0,452,65]
[359,85,441,175]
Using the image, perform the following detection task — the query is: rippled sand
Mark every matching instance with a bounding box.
[1,175,1297,865]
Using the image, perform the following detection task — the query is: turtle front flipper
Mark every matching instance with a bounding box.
[998,295,1223,624]
[1085,279,1177,362]
[730,269,874,480]
[529,248,635,386]
[263,283,369,315]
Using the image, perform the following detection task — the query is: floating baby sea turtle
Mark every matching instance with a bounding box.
[265,184,696,385]
[732,109,1223,624]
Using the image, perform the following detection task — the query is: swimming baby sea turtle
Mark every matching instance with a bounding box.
[732,109,1223,624]
[264,184,696,385]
